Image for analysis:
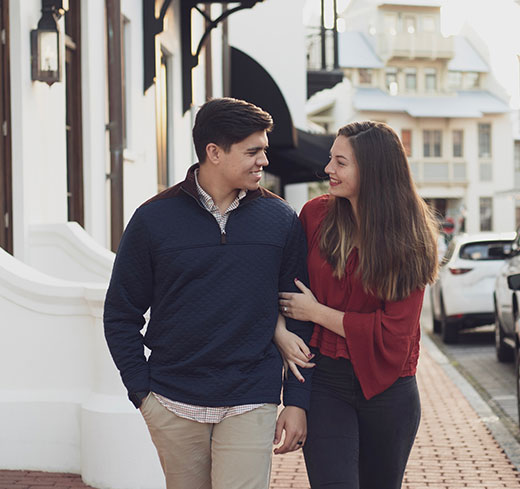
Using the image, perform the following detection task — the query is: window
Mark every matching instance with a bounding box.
[401,129,412,156]
[478,123,491,158]
[404,16,416,34]
[404,68,416,92]
[479,197,493,231]
[358,68,373,85]
[447,71,462,90]
[459,240,511,260]
[425,68,437,92]
[385,67,398,95]
[464,72,480,89]
[64,1,84,227]
[422,16,435,32]
[452,130,463,157]
[423,130,442,157]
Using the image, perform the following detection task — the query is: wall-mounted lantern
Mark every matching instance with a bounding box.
[30,0,69,86]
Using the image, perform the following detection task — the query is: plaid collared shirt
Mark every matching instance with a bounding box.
[194,168,247,233]
[153,170,264,423]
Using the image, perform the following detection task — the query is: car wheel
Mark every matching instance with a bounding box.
[495,314,514,362]
[440,295,458,344]
[431,291,441,334]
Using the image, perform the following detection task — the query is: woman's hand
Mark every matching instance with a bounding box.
[279,278,320,323]
[274,314,315,382]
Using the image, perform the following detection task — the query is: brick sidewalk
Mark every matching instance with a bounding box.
[1,347,520,489]
[270,347,520,489]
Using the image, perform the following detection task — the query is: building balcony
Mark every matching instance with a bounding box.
[410,159,467,186]
[376,32,454,60]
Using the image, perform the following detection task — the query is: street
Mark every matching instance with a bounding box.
[421,294,520,439]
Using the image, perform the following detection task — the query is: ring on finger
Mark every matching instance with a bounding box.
[283,306,288,312]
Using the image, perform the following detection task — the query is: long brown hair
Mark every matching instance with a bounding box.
[319,121,438,301]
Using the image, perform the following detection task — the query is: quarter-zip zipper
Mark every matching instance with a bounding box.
[180,181,262,246]
[181,186,238,245]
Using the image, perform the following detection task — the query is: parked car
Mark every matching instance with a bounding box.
[431,232,515,344]
[499,272,520,424]
[493,230,520,362]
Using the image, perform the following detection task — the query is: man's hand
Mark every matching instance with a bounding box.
[273,406,307,454]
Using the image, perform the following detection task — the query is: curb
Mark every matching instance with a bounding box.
[421,330,520,471]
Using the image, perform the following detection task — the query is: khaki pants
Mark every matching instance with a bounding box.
[140,393,277,489]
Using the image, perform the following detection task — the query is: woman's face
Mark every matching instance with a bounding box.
[324,136,360,206]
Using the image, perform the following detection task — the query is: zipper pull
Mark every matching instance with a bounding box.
[221,232,227,244]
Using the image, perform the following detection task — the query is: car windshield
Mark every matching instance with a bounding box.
[459,241,512,261]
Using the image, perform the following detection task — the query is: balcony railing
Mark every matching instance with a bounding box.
[306,31,343,98]
[409,160,467,185]
[377,32,454,60]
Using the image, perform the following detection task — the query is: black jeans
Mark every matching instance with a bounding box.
[303,354,421,489]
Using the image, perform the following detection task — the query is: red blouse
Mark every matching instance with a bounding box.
[300,195,424,400]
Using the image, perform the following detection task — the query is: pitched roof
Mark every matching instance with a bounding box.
[353,88,509,117]
[448,37,489,73]
[338,32,384,69]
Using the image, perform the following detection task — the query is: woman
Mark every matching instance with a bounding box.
[274,121,438,489]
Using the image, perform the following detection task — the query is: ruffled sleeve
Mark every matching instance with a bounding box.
[343,287,424,399]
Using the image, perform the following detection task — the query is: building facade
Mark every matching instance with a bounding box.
[0,1,325,487]
[306,0,515,234]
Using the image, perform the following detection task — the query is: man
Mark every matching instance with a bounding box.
[104,97,312,489]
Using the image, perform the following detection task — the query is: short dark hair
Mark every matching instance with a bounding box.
[192,98,273,163]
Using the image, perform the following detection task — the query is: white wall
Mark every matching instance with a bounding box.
[158,0,199,183]
[10,0,200,256]
[10,0,68,260]
[229,0,308,129]
[120,0,161,225]
[81,0,108,247]
[0,248,164,488]
[27,222,114,283]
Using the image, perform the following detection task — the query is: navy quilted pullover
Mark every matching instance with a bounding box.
[104,165,313,410]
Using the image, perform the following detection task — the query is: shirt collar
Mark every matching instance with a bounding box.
[194,168,247,212]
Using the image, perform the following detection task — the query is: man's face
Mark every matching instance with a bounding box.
[217,130,269,192]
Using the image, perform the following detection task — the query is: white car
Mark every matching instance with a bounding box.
[493,229,520,362]
[430,232,515,344]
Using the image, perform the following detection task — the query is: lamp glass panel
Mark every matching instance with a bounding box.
[40,31,59,72]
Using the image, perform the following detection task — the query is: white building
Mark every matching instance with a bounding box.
[305,0,515,234]
[0,0,328,487]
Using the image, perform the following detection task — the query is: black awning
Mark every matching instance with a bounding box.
[267,130,333,184]
[231,47,333,183]
[231,47,296,148]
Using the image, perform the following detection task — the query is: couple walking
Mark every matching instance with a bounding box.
[104,97,438,489]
